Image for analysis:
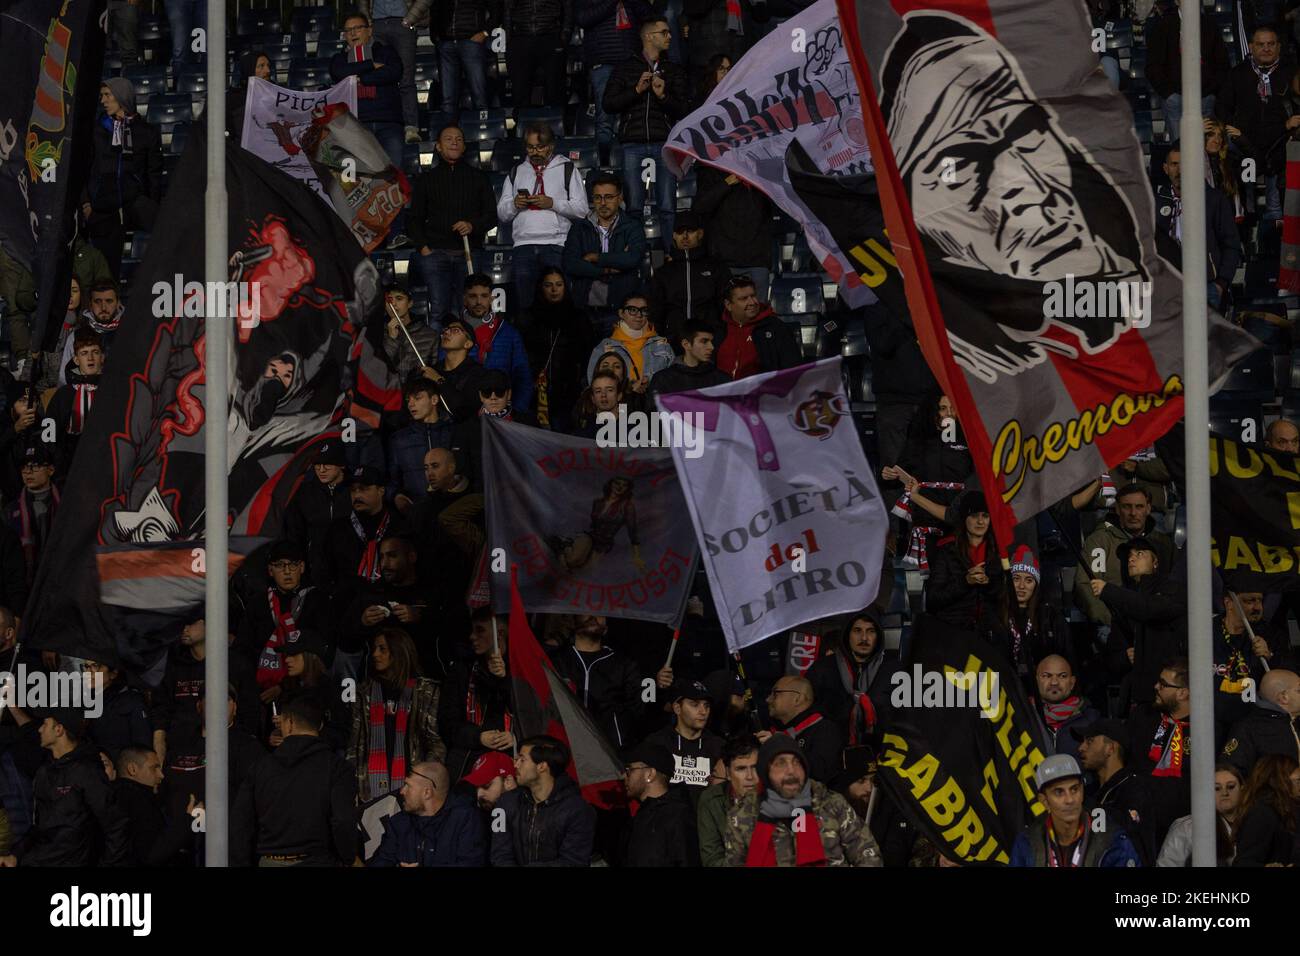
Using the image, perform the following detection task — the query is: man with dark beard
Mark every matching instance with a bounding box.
[343,535,441,678]
[1125,657,1193,851]
[548,614,642,750]
[438,609,514,781]
[807,609,900,746]
[323,466,409,608]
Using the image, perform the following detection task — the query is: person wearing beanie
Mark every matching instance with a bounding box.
[925,491,1004,635]
[991,544,1072,692]
[622,743,699,866]
[1009,754,1140,867]
[807,607,901,746]
[725,734,882,867]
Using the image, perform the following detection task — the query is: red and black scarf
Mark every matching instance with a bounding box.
[746,812,827,867]
[1149,713,1188,778]
[69,383,96,435]
[17,486,59,585]
[353,510,390,581]
[1041,695,1085,731]
[366,678,415,800]
[256,587,308,689]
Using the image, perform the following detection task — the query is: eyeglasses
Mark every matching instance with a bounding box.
[648,28,671,35]
[621,306,649,317]
[343,25,367,34]
[409,770,437,789]
[481,388,509,398]
[525,143,552,153]
[1157,678,1186,690]
[267,560,302,572]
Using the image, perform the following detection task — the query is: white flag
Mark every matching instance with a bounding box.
[240,75,358,197]
[658,358,887,652]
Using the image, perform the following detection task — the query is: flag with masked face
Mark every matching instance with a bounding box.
[835,0,1259,549]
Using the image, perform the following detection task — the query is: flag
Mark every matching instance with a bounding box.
[1209,433,1300,592]
[241,77,410,253]
[662,0,896,307]
[0,0,107,358]
[507,567,625,804]
[482,417,697,624]
[23,126,391,668]
[836,0,1259,550]
[657,357,888,652]
[874,616,1046,864]
[1280,141,1300,293]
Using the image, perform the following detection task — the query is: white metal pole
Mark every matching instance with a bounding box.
[1178,4,1215,868]
[205,0,230,868]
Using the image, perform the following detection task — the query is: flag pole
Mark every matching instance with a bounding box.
[204,0,230,868]
[1179,7,1215,869]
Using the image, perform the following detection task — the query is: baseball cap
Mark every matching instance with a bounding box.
[20,445,53,467]
[31,706,87,736]
[673,210,704,232]
[1069,718,1129,744]
[478,368,511,395]
[349,465,384,487]
[671,679,712,703]
[1034,754,1083,792]
[463,751,515,787]
[314,439,347,467]
[624,743,675,779]
[282,627,329,662]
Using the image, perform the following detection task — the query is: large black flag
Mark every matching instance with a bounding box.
[874,616,1047,864]
[0,0,107,359]
[1209,433,1300,592]
[24,126,396,669]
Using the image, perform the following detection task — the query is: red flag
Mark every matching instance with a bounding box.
[507,567,625,807]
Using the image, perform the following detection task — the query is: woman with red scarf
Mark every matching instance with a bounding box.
[925,492,1003,635]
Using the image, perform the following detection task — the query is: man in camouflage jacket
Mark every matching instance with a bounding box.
[724,734,882,867]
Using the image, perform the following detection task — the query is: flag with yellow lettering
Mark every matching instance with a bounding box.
[1210,433,1300,591]
[875,616,1046,864]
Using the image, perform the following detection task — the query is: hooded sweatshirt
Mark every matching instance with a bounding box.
[806,609,900,744]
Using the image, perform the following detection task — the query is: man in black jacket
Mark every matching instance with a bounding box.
[602,15,691,246]
[806,608,900,746]
[647,320,731,396]
[322,465,410,612]
[623,743,698,866]
[113,746,194,866]
[649,211,733,345]
[284,439,352,590]
[11,708,130,866]
[1222,668,1300,773]
[713,276,801,379]
[1145,0,1230,131]
[1125,658,1193,850]
[694,163,774,301]
[1074,718,1154,863]
[410,125,499,324]
[343,535,443,677]
[490,735,596,865]
[425,319,488,422]
[548,615,643,750]
[433,0,501,113]
[1155,145,1242,310]
[758,676,844,785]
[231,696,357,866]
[577,0,653,161]
[505,0,572,107]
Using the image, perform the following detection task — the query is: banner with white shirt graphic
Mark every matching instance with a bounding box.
[241,76,357,196]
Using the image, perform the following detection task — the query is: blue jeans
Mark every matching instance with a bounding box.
[622,142,676,249]
[512,244,565,311]
[1161,93,1215,134]
[164,0,206,75]
[414,247,485,326]
[439,39,489,114]
[367,121,408,235]
[590,64,616,150]
[1099,53,1120,89]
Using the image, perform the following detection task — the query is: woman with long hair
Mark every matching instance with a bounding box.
[925,492,1004,634]
[1232,754,1300,866]
[1157,762,1246,866]
[520,268,598,434]
[347,627,445,801]
[275,637,348,753]
[992,545,1071,688]
[693,54,732,107]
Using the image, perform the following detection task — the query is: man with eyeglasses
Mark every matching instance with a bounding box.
[602,16,690,248]
[454,369,534,488]
[368,760,488,866]
[497,122,590,311]
[424,318,488,422]
[563,173,647,331]
[1125,657,1193,853]
[756,676,844,785]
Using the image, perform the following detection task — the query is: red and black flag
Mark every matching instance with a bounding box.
[23,126,398,668]
[835,0,1258,548]
[507,567,625,806]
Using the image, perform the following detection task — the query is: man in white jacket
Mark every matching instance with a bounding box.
[497,122,589,311]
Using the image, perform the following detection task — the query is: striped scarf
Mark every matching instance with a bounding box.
[366,678,415,799]
[16,487,58,585]
[257,587,307,689]
[69,383,96,435]
[1250,56,1279,100]
[1149,713,1187,778]
[353,510,390,582]
[726,0,743,33]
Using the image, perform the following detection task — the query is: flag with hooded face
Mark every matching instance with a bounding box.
[835,0,1259,550]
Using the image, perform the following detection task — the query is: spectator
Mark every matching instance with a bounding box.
[1203,117,1246,218]
[439,609,513,780]
[455,369,533,485]
[1265,417,1300,453]
[1028,654,1098,762]
[409,445,486,565]
[7,446,59,590]
[726,734,882,866]
[571,369,625,438]
[806,608,899,746]
[36,274,82,392]
[432,0,500,114]
[683,2,746,74]
[47,328,102,477]
[1155,144,1242,309]
[1145,0,1230,130]
[162,0,206,80]
[648,210,732,345]
[1222,668,1300,773]
[409,125,499,323]
[588,292,673,395]
[465,750,517,808]
[66,280,126,371]
[83,659,152,764]
[498,123,590,311]
[459,274,534,412]
[343,536,441,678]
[426,318,489,422]
[647,319,730,396]
[231,696,358,866]
[284,440,351,590]
[506,0,572,107]
[993,546,1071,690]
[1126,658,1193,847]
[563,173,647,326]
[576,0,653,163]
[642,679,724,799]
[549,614,643,749]
[10,708,130,866]
[697,733,759,866]
[1074,717,1154,862]
[112,746,194,866]
[323,465,410,611]
[225,50,271,132]
[758,676,843,785]
[693,161,774,297]
[692,53,731,108]
[623,743,699,865]
[388,378,454,511]
[368,760,488,866]
[1009,755,1141,867]
[83,80,162,277]
[713,275,800,379]
[1074,484,1173,627]
[1212,589,1271,746]
[490,735,596,865]
[883,393,972,527]
[359,0,431,143]
[925,493,1004,635]
[1157,762,1244,866]
[108,0,139,68]
[602,15,691,244]
[381,284,439,385]
[519,269,598,433]
[276,631,348,752]
[1231,754,1300,866]
[347,627,446,801]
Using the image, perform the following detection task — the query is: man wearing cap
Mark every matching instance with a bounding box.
[726,734,882,866]
[463,751,516,809]
[10,708,130,866]
[1010,755,1141,867]
[641,679,724,803]
[1222,668,1300,774]
[548,615,642,750]
[6,446,59,589]
[698,733,759,866]
[1075,717,1154,863]
[648,211,732,346]
[323,464,409,611]
[759,676,844,785]
[440,609,514,781]
[285,439,352,590]
[382,283,440,385]
[624,742,699,866]
[424,319,488,423]
[369,760,487,867]
[388,378,455,512]
[1075,483,1173,628]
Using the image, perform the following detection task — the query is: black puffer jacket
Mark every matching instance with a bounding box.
[284,476,351,590]
[1100,548,1187,704]
[432,0,502,40]
[693,162,774,268]
[548,644,643,749]
[925,536,1005,635]
[647,359,731,396]
[85,114,163,214]
[490,773,597,866]
[863,302,938,407]
[602,52,692,143]
[16,743,131,866]
[576,0,652,67]
[649,248,733,346]
[506,0,572,37]
[625,789,699,866]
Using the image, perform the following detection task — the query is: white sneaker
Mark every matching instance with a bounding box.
[404,126,421,144]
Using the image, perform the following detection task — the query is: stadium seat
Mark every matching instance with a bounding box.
[561,136,598,169]
[288,58,334,91]
[290,6,335,36]
[236,9,282,37]
[146,93,194,130]
[516,107,563,141]
[168,121,190,156]
[124,65,170,101]
[770,273,825,316]
[315,38,346,59]
[174,69,207,95]
[1218,348,1276,402]
[463,119,508,142]
[1209,400,1264,443]
[137,14,167,41]
[490,139,526,172]
[130,232,151,261]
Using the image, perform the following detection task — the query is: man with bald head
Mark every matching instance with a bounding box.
[757,675,844,784]
[1030,655,1098,763]
[369,760,487,867]
[411,445,484,563]
[1222,669,1300,775]
[1265,418,1300,455]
